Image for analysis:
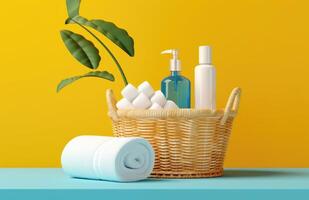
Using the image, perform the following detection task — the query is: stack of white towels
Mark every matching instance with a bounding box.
[116,81,178,110]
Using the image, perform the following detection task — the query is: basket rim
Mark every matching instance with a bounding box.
[106,87,241,124]
[116,108,237,119]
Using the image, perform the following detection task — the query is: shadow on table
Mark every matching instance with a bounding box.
[223,169,306,178]
[71,169,307,182]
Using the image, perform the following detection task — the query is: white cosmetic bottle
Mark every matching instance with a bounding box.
[195,46,216,111]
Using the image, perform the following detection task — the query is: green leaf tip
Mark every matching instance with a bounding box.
[57,71,115,92]
[60,29,101,69]
[66,0,81,18]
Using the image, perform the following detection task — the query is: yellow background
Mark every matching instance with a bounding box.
[0,0,308,167]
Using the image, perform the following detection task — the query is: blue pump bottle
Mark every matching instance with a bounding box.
[161,49,191,108]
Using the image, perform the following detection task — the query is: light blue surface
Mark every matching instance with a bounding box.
[0,168,308,199]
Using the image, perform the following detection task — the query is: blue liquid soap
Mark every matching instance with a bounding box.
[160,49,191,108]
[161,71,191,108]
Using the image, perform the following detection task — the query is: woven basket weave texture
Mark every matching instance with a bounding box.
[106,87,241,178]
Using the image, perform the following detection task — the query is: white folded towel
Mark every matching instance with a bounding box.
[61,136,155,182]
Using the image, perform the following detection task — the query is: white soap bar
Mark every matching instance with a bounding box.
[150,91,166,107]
[121,84,138,102]
[138,81,155,98]
[149,102,163,110]
[132,93,152,109]
[116,98,134,110]
[164,100,179,109]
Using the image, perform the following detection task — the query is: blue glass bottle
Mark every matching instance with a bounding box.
[161,49,191,108]
[161,71,191,108]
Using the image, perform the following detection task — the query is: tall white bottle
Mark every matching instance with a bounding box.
[195,46,216,110]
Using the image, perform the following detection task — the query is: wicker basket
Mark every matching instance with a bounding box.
[106,87,241,178]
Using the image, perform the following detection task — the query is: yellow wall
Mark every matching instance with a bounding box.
[0,0,308,167]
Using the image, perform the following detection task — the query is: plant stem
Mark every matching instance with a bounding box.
[72,19,128,86]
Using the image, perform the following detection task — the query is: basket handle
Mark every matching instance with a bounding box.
[220,87,241,125]
[106,89,119,121]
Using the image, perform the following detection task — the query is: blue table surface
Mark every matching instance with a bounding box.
[0,168,308,199]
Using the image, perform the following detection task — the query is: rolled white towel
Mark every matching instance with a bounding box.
[116,98,134,110]
[61,136,155,182]
[164,100,179,109]
[132,93,152,109]
[121,83,138,102]
[149,102,163,110]
[150,91,167,107]
[138,81,154,98]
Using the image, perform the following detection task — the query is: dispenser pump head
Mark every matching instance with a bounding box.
[161,49,181,71]
[199,46,212,64]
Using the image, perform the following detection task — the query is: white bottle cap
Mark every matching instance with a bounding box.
[199,46,212,64]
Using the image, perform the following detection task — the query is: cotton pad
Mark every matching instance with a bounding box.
[150,91,167,107]
[149,102,163,110]
[121,83,138,102]
[132,93,152,109]
[116,98,134,110]
[164,100,178,109]
[138,81,155,98]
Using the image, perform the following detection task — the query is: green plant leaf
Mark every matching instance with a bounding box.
[60,30,101,69]
[66,0,81,18]
[67,16,135,57]
[57,71,115,92]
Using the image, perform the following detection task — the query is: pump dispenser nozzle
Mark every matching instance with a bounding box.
[161,49,181,71]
